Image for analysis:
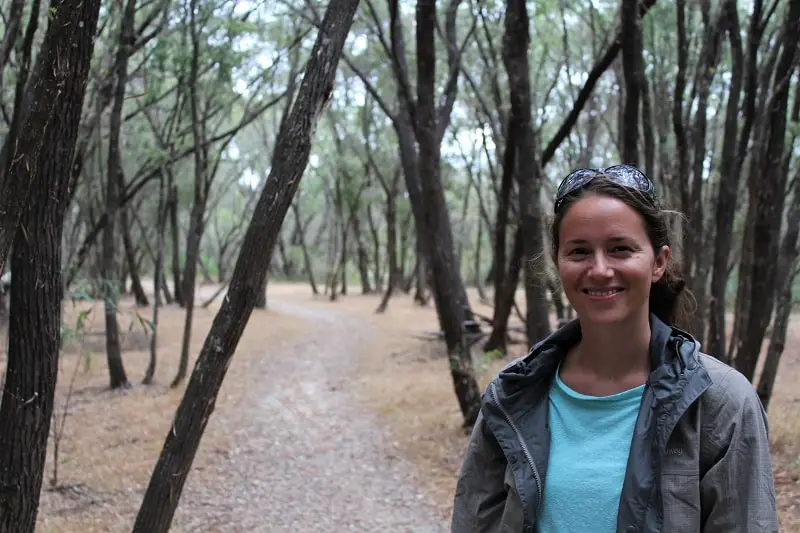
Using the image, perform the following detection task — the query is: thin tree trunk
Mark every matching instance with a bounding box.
[756,177,799,410]
[620,0,643,165]
[415,0,480,427]
[121,204,149,306]
[733,0,799,381]
[143,173,167,385]
[708,0,747,361]
[484,225,523,352]
[168,183,183,305]
[173,0,210,388]
[291,201,318,295]
[104,0,139,390]
[376,191,398,313]
[503,0,551,344]
[131,3,358,529]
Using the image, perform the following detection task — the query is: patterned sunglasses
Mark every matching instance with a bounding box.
[553,164,656,213]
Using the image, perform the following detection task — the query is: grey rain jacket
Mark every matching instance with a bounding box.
[451,314,778,533]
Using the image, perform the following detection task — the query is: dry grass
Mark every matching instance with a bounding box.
[0,293,309,532]
[0,282,797,530]
[312,285,800,530]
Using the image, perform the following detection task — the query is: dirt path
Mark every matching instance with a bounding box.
[170,299,449,533]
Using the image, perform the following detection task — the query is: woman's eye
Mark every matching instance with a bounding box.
[610,246,632,254]
[569,248,589,256]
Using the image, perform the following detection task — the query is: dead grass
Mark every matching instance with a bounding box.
[316,285,800,530]
[0,294,309,532]
[0,282,796,530]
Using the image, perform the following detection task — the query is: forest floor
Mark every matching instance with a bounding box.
[2,282,796,531]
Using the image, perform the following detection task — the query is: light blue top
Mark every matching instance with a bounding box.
[535,367,645,533]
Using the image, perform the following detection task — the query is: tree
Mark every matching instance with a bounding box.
[103,0,140,390]
[733,0,799,381]
[130,0,359,529]
[502,0,551,345]
[0,0,104,528]
[415,0,482,427]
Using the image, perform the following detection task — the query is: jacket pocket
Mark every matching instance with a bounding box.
[661,472,701,533]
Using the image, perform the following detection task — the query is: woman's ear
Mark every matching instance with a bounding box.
[652,245,670,282]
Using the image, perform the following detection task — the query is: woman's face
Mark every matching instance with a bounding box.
[556,193,669,327]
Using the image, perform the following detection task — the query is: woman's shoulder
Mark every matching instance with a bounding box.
[697,353,759,402]
[696,353,768,440]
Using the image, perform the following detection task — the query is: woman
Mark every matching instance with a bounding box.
[451,165,778,533]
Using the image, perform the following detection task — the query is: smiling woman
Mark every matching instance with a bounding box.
[450,164,779,533]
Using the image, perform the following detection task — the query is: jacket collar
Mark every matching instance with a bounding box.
[491,313,704,404]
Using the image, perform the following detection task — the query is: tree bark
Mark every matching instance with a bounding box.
[174,0,211,388]
[733,0,799,381]
[143,173,167,385]
[0,0,58,275]
[103,0,139,390]
[707,0,747,361]
[168,183,183,305]
[686,2,725,340]
[130,2,358,529]
[0,0,102,527]
[620,0,643,165]
[502,0,551,345]
[756,176,799,410]
[415,0,481,427]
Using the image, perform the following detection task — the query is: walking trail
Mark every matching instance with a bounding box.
[170,298,449,533]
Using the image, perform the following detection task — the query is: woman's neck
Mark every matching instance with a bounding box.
[560,311,652,395]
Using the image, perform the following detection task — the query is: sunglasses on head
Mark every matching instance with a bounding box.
[553,164,656,213]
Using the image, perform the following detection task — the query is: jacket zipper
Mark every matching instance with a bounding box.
[490,381,543,510]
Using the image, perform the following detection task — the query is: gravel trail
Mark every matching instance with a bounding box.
[171,300,449,533]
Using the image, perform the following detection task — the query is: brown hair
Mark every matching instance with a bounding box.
[550,177,694,330]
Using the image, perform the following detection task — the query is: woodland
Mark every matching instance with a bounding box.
[0,0,799,530]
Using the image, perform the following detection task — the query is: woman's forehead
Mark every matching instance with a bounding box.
[559,194,648,239]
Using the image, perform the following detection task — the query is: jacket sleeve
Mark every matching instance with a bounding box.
[699,369,779,532]
[451,410,508,533]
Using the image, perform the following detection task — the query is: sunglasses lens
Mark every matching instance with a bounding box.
[554,164,655,213]
[556,169,598,200]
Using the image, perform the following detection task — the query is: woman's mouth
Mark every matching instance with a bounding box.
[582,288,623,299]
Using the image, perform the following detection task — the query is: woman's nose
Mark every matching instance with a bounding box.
[587,253,613,278]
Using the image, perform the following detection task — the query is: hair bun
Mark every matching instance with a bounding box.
[671,278,685,293]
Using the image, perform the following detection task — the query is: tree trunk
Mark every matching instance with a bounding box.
[503,0,551,345]
[756,177,799,410]
[376,191,398,313]
[0,0,102,526]
[0,0,51,275]
[415,0,480,427]
[121,204,149,306]
[254,249,273,309]
[174,200,205,387]
[130,3,357,530]
[687,3,725,340]
[174,0,210,388]
[484,225,523,353]
[708,0,747,361]
[351,213,372,294]
[291,201,318,295]
[169,184,183,305]
[143,174,167,385]
[619,0,643,165]
[733,0,799,381]
[104,0,139,390]
[490,117,515,341]
[672,0,690,254]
